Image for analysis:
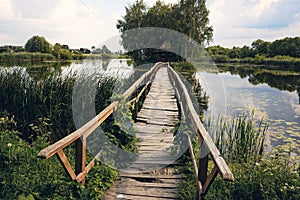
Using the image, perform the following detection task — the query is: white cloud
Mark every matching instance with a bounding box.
[207,0,300,47]
[0,0,299,48]
[250,0,280,17]
[0,0,118,48]
[0,0,14,19]
[10,0,61,19]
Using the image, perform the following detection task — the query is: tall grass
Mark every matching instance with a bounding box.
[206,113,268,163]
[0,68,117,143]
[214,55,300,70]
[178,114,300,199]
[0,52,55,66]
[0,67,139,198]
[0,116,118,200]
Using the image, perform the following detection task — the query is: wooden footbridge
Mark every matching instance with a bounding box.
[38,63,234,199]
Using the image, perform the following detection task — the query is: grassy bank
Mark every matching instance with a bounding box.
[0,68,137,199]
[170,61,300,199]
[0,52,55,66]
[0,115,118,200]
[178,114,300,200]
[211,55,300,70]
[0,52,127,67]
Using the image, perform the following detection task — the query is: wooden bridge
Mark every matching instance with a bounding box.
[38,63,234,199]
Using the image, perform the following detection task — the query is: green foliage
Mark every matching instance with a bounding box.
[59,49,72,60]
[207,113,268,163]
[0,68,119,143]
[117,0,213,63]
[0,52,55,65]
[171,62,208,114]
[178,113,300,199]
[172,61,197,73]
[51,43,73,60]
[206,147,300,200]
[0,115,118,200]
[207,37,300,66]
[25,36,51,53]
[0,69,140,198]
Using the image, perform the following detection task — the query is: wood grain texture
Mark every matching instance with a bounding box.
[104,66,182,200]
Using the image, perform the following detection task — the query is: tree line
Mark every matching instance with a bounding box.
[117,0,213,63]
[207,37,300,59]
[0,35,115,62]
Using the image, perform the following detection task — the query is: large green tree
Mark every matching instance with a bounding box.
[25,35,51,53]
[117,0,213,63]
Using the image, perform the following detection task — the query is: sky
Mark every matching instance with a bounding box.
[0,0,299,49]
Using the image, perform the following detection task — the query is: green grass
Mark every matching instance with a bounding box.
[0,115,118,200]
[0,67,139,199]
[178,114,300,200]
[0,52,55,66]
[211,55,300,70]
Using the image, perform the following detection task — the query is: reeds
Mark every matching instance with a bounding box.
[205,112,269,163]
[0,68,116,143]
[0,53,55,66]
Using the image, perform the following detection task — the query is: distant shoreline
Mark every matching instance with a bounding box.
[0,52,128,66]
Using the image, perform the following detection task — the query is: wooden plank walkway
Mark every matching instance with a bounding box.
[104,66,182,199]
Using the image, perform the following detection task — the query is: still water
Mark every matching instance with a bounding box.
[2,60,299,151]
[197,64,300,152]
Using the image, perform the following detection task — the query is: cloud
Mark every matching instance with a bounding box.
[10,0,61,19]
[207,0,300,47]
[244,0,300,29]
[0,0,14,20]
[0,0,118,48]
[0,0,299,48]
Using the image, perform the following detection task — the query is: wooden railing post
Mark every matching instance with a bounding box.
[199,142,209,180]
[198,142,209,199]
[75,136,86,185]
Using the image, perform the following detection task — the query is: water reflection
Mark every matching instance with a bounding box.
[197,64,300,152]
[217,64,300,103]
[0,59,137,82]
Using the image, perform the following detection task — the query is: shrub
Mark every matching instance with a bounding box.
[178,114,300,200]
[0,115,118,200]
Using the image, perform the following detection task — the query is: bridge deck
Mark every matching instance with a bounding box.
[104,67,182,199]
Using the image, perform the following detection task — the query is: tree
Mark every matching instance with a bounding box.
[251,39,270,56]
[25,35,51,53]
[117,0,213,63]
[240,45,254,58]
[116,0,147,32]
[101,45,112,54]
[52,43,62,58]
[175,0,213,44]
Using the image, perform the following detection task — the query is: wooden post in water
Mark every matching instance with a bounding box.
[75,136,86,185]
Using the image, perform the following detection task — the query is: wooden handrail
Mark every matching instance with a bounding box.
[37,61,232,197]
[166,63,233,197]
[38,62,161,159]
[37,62,162,184]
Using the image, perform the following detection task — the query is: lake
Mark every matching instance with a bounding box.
[1,60,299,152]
[197,64,300,152]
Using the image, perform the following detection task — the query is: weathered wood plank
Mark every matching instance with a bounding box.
[104,66,181,199]
[75,136,86,184]
[105,192,179,200]
[203,165,219,195]
[56,150,76,180]
[167,65,234,182]
[119,173,182,180]
[38,63,161,159]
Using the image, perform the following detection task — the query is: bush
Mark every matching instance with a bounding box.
[0,114,118,200]
[58,49,72,60]
[206,147,300,200]
[0,53,55,66]
[178,114,300,200]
